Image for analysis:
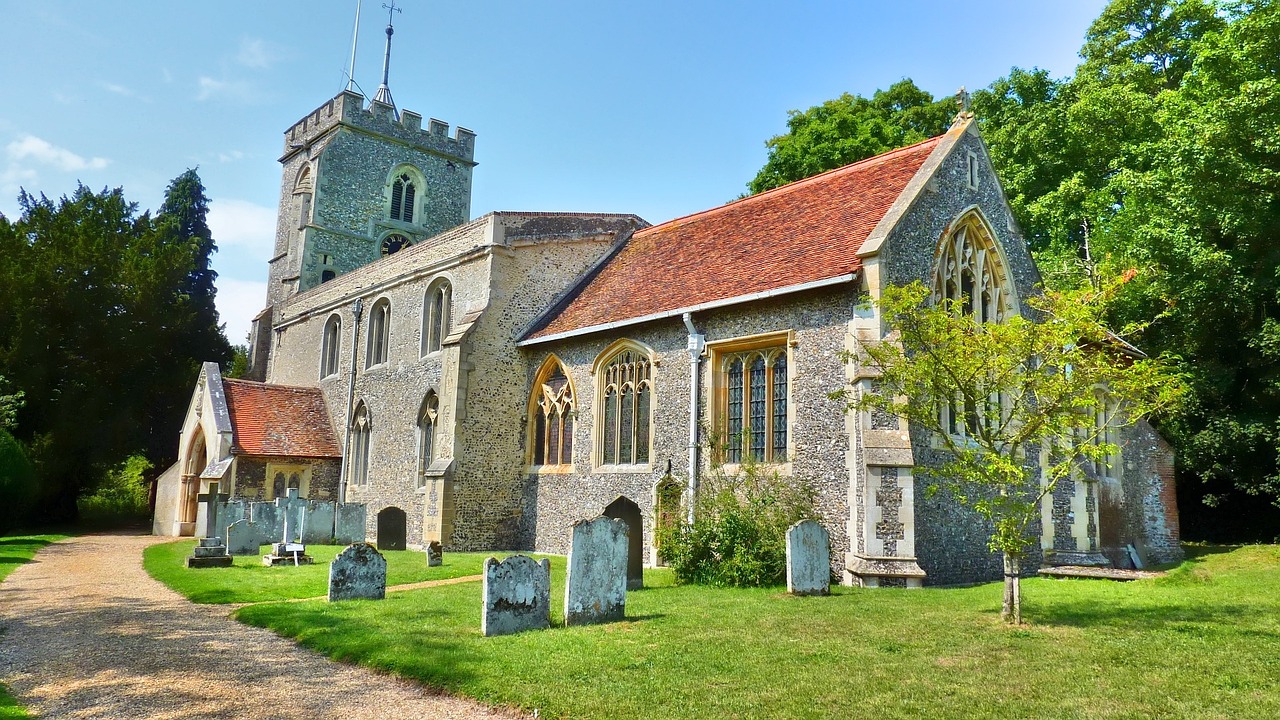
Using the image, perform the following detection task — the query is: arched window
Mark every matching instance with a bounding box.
[595,343,653,466]
[319,314,341,378]
[720,347,788,464]
[421,279,451,356]
[529,357,574,467]
[365,298,390,369]
[932,210,1014,435]
[294,165,313,230]
[389,172,416,223]
[349,402,371,487]
[417,391,439,489]
[1093,389,1120,479]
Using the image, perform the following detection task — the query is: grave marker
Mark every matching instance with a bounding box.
[186,482,232,568]
[328,543,387,601]
[482,556,551,637]
[226,519,264,556]
[564,516,627,626]
[786,519,831,596]
[426,541,442,567]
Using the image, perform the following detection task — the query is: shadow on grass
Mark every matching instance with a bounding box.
[1032,598,1276,635]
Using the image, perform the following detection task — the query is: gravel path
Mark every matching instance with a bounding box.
[0,532,521,719]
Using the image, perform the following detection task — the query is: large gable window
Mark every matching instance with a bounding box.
[422,279,452,356]
[365,298,391,369]
[594,342,653,467]
[529,357,575,468]
[320,314,341,378]
[710,332,790,465]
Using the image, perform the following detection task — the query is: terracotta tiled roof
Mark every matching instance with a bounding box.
[221,379,342,458]
[524,135,943,341]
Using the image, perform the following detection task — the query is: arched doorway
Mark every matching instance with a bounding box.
[181,430,208,535]
[603,496,643,589]
[376,506,407,551]
[654,477,683,567]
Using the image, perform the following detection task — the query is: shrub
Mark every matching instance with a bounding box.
[658,461,819,587]
[0,429,36,533]
[79,454,153,522]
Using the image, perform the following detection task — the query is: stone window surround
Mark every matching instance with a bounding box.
[349,401,372,487]
[319,313,342,379]
[421,276,453,358]
[417,390,439,491]
[590,338,658,472]
[527,354,577,474]
[364,296,392,370]
[707,329,796,471]
[383,163,427,227]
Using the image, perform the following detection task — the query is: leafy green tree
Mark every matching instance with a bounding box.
[842,281,1183,623]
[748,79,953,194]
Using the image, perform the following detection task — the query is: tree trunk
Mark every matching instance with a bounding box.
[1001,553,1023,624]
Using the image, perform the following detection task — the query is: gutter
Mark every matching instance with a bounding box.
[337,298,364,506]
[682,313,705,524]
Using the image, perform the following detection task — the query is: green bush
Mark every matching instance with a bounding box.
[0,429,36,533]
[78,454,152,521]
[658,462,819,587]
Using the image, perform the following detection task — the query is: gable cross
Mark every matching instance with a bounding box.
[197,482,230,540]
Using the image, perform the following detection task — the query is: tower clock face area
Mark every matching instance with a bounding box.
[381,234,412,256]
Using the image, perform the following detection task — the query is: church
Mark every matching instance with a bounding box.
[152,32,1183,586]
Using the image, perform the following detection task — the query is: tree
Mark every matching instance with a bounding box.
[748,79,953,194]
[842,281,1182,623]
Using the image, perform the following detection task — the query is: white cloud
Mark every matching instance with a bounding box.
[6,135,109,172]
[236,37,274,69]
[196,75,254,102]
[215,277,267,346]
[208,198,275,252]
[218,150,245,163]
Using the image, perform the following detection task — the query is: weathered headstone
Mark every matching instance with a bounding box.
[376,506,407,551]
[482,556,551,637]
[564,516,628,626]
[335,503,367,545]
[251,501,281,542]
[426,541,443,567]
[186,482,232,568]
[262,493,314,566]
[303,501,335,544]
[328,543,387,601]
[220,499,249,536]
[786,519,831,596]
[226,519,265,556]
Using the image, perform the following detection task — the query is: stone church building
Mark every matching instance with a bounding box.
[153,81,1183,586]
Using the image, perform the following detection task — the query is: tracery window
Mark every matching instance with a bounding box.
[932,211,1013,435]
[365,298,390,369]
[711,335,790,465]
[417,392,439,489]
[1093,389,1119,479]
[320,314,341,378]
[596,345,653,466]
[529,357,574,467]
[422,280,451,356]
[349,402,371,487]
[389,173,416,223]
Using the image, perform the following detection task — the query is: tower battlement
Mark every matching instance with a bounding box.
[282,90,476,163]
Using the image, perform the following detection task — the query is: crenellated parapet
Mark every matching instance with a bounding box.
[281,90,477,164]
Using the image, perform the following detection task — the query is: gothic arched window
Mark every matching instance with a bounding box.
[389,173,416,223]
[421,279,452,356]
[365,298,391,369]
[529,357,574,467]
[294,165,313,230]
[320,314,341,378]
[349,402,371,487]
[718,346,788,464]
[932,211,1014,435]
[595,342,653,467]
[417,391,439,489]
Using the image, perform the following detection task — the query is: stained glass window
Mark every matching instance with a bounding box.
[530,359,574,467]
[597,347,653,466]
[721,347,787,464]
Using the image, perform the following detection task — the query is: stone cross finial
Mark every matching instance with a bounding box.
[956,86,971,114]
[197,482,230,539]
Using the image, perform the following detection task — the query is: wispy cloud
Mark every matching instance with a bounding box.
[208,198,275,251]
[196,76,253,102]
[7,135,109,172]
[236,37,275,69]
[218,150,246,163]
[100,82,152,103]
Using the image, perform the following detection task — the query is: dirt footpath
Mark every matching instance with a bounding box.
[0,533,519,719]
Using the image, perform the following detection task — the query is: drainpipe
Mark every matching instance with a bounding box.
[682,313,705,524]
[337,298,364,506]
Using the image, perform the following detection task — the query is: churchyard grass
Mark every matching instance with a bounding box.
[230,545,1280,720]
[1,533,70,719]
[143,539,547,604]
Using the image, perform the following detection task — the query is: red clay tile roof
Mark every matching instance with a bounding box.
[524,135,943,341]
[221,379,342,458]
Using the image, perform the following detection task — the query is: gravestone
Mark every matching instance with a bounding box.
[186,482,232,568]
[328,543,387,601]
[276,489,307,542]
[251,501,281,542]
[482,556,551,637]
[603,496,644,589]
[426,541,442,567]
[226,519,266,556]
[303,501,335,545]
[564,516,628,626]
[786,519,831,596]
[262,496,314,566]
[220,499,249,536]
[376,506,407,551]
[335,503,367,545]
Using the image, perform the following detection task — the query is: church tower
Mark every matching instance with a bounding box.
[247,8,476,379]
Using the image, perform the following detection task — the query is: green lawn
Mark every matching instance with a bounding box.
[143,539,555,604]
[226,545,1280,720]
[0,533,70,720]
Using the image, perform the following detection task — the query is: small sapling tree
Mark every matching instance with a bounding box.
[841,280,1182,623]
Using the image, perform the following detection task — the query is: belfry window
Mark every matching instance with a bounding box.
[320,314,341,378]
[596,345,653,466]
[932,212,1012,435]
[529,358,574,467]
[390,173,416,223]
[365,298,390,369]
[422,280,451,356]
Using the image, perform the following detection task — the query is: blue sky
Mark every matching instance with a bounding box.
[0,1,1107,345]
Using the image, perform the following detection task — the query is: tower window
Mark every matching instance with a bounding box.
[390,173,416,223]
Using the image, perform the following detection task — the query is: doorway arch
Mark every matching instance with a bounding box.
[376,506,408,551]
[603,496,643,589]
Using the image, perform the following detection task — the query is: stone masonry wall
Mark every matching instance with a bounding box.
[230,456,340,503]
[1117,419,1184,565]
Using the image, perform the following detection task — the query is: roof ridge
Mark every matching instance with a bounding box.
[223,378,323,394]
[636,134,944,237]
